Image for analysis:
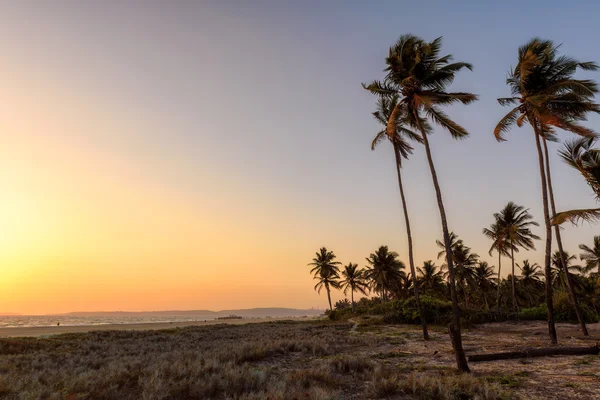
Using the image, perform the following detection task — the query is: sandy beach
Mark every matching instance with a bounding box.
[0,316,316,338]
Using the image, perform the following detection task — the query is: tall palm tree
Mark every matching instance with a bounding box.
[365,246,406,301]
[543,138,591,336]
[580,236,600,275]
[553,137,600,225]
[493,202,540,312]
[483,220,512,308]
[473,261,496,310]
[370,95,429,339]
[417,261,445,295]
[495,38,599,343]
[308,247,341,311]
[364,35,477,372]
[340,263,369,312]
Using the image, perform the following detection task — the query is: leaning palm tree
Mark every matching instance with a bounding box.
[308,247,341,311]
[493,202,540,312]
[340,263,369,312]
[365,245,406,301]
[494,38,599,343]
[553,137,600,225]
[580,236,600,275]
[370,95,429,339]
[364,35,477,372]
[483,220,512,308]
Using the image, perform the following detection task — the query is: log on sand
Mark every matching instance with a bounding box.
[468,345,600,362]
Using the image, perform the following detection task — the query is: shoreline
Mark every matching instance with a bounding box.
[0,316,318,338]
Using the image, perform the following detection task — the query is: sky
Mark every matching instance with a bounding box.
[1,1,599,314]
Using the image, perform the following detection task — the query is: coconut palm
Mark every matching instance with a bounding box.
[365,246,406,301]
[436,234,479,306]
[363,34,477,372]
[580,236,600,275]
[340,263,369,312]
[495,38,599,343]
[473,262,496,310]
[551,251,583,290]
[370,95,429,339]
[493,202,540,312]
[418,261,445,295]
[308,247,341,311]
[483,220,512,308]
[553,137,600,225]
[518,260,543,287]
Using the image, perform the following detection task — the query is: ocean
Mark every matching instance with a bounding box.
[0,315,217,328]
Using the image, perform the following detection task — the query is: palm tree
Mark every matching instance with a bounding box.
[417,261,445,295]
[553,137,600,225]
[551,251,582,290]
[580,236,600,275]
[518,260,543,288]
[308,247,341,311]
[473,262,496,310]
[493,202,540,312]
[370,95,429,339]
[436,234,479,306]
[340,263,369,312]
[483,220,512,308]
[365,246,406,301]
[495,38,599,343]
[363,35,477,372]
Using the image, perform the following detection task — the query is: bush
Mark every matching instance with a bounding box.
[334,299,351,311]
[383,296,453,325]
[553,291,599,323]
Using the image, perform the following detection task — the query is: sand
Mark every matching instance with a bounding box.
[0,316,317,338]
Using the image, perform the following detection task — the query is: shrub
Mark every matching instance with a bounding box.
[383,296,453,325]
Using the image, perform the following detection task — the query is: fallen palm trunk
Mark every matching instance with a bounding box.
[468,345,600,362]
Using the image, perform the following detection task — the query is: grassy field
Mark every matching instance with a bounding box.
[0,319,598,399]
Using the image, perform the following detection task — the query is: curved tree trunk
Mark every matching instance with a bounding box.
[511,239,516,313]
[392,141,429,340]
[533,129,558,344]
[326,283,333,311]
[417,116,469,372]
[497,251,502,309]
[542,137,589,336]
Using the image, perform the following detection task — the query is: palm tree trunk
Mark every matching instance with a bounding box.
[392,141,429,340]
[326,283,332,311]
[351,289,355,313]
[511,239,516,313]
[497,251,502,309]
[533,128,558,344]
[417,115,469,372]
[542,137,589,336]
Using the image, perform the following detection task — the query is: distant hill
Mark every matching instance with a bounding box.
[53,308,323,318]
[0,313,20,316]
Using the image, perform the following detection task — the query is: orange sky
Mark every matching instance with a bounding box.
[2,2,599,314]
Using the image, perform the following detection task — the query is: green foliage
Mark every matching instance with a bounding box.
[383,296,453,325]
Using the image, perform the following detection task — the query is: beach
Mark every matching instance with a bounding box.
[0,316,315,338]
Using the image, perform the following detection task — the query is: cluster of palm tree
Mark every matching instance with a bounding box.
[309,34,600,372]
[310,235,600,319]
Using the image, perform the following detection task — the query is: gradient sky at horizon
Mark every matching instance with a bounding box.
[1,1,599,314]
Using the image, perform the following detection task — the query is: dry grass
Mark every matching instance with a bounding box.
[0,320,598,399]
